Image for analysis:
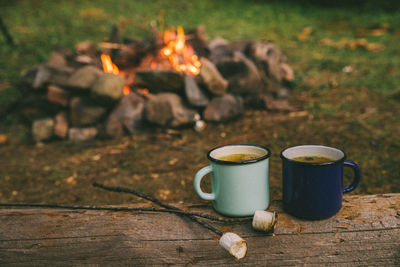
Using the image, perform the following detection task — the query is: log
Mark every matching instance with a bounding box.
[0,194,399,265]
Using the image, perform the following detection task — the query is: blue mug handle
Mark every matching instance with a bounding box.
[343,160,361,193]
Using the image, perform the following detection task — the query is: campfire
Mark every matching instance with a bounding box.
[20,26,295,142]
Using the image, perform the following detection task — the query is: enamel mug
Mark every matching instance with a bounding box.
[281,145,361,219]
[194,144,271,217]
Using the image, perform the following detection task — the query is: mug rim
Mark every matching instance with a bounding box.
[280,144,346,166]
[207,144,271,165]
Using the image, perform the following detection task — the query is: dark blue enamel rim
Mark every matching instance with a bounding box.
[207,144,271,165]
[280,145,346,166]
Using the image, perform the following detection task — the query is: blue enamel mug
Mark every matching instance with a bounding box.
[281,145,361,219]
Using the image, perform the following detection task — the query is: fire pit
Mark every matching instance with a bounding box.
[20,26,295,142]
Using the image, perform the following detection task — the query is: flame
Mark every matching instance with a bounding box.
[101,54,130,95]
[160,26,201,75]
[123,86,130,95]
[101,54,119,75]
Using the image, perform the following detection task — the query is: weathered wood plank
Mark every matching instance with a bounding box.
[0,194,399,266]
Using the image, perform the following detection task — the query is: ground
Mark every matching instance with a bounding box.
[1,84,399,205]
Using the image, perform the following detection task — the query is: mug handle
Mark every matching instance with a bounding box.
[194,165,216,201]
[343,160,361,193]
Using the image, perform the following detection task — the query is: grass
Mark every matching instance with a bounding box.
[0,0,399,202]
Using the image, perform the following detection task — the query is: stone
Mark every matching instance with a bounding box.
[70,97,107,127]
[208,37,229,51]
[47,85,69,107]
[208,42,233,64]
[32,118,54,142]
[203,94,244,122]
[75,41,98,57]
[280,62,295,82]
[67,65,103,89]
[275,87,291,99]
[46,51,68,68]
[22,65,73,89]
[217,51,264,96]
[187,26,210,58]
[145,93,198,127]
[184,75,209,107]
[91,73,125,101]
[263,96,295,112]
[69,127,98,142]
[30,65,51,89]
[105,118,124,139]
[134,70,185,93]
[245,41,283,85]
[54,112,69,139]
[196,57,228,96]
[106,93,145,138]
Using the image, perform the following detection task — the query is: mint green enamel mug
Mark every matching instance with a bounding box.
[194,144,271,217]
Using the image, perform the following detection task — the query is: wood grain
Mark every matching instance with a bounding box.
[0,194,399,266]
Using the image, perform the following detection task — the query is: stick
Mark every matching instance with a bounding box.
[0,203,239,222]
[0,17,15,46]
[99,42,131,50]
[93,182,224,236]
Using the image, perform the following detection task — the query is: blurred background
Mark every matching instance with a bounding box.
[0,0,399,205]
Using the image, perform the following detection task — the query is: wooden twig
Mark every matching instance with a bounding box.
[0,17,15,46]
[99,42,131,50]
[93,182,225,236]
[0,203,241,223]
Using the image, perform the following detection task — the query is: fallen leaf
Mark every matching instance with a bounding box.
[151,173,160,179]
[65,176,77,186]
[297,27,313,41]
[264,97,295,112]
[109,149,122,154]
[355,24,390,37]
[319,38,334,46]
[92,154,101,161]
[158,189,171,200]
[43,166,51,172]
[366,43,384,52]
[0,134,8,145]
[168,158,178,165]
[288,110,309,118]
[79,8,106,19]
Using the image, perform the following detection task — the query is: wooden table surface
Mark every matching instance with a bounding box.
[0,193,399,266]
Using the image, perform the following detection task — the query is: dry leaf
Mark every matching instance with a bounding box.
[80,8,106,18]
[158,189,171,200]
[0,134,8,145]
[92,154,101,161]
[65,176,77,186]
[168,158,178,165]
[151,173,160,179]
[289,111,309,118]
[297,27,313,41]
[356,24,389,37]
[264,97,295,112]
[366,43,384,52]
[319,38,334,46]
[319,37,384,52]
